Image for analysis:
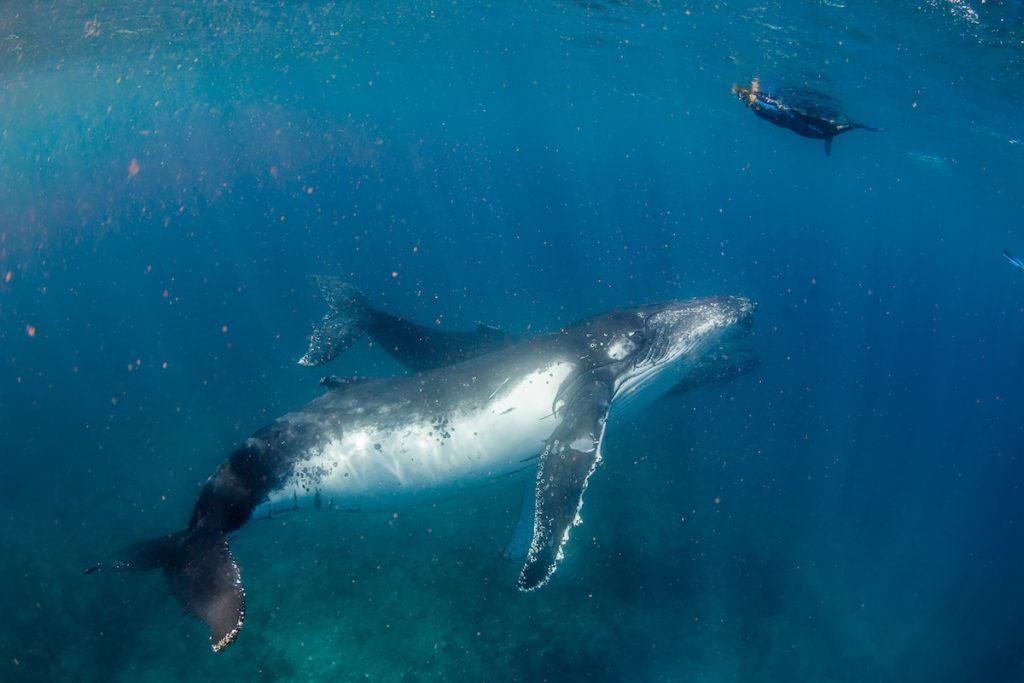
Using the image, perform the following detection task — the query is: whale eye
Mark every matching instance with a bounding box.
[606,336,636,361]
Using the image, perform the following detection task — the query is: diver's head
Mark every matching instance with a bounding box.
[732,78,760,106]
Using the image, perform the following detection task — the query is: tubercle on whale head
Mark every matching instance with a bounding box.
[640,296,754,356]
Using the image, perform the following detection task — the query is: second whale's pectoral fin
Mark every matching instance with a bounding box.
[517,381,611,591]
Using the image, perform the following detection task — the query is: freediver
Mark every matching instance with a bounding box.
[732,78,885,155]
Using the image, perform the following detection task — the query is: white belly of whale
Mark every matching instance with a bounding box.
[268,362,575,509]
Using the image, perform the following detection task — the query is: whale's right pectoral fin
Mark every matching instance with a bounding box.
[517,381,611,591]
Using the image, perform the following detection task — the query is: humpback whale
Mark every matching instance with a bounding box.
[87,279,755,652]
[732,79,885,155]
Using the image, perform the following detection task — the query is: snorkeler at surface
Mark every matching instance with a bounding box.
[1003,250,1024,272]
[732,78,885,155]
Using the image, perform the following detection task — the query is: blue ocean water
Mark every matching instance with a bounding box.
[1,0,1023,680]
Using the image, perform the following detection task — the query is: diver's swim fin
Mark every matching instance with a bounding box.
[86,525,245,653]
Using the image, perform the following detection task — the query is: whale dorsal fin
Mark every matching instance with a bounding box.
[517,380,611,591]
[319,375,366,390]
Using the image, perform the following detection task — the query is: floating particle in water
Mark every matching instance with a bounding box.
[128,158,140,177]
[221,324,229,333]
[25,324,36,337]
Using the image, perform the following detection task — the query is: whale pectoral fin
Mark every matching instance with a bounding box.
[502,483,536,562]
[824,136,833,155]
[517,381,611,591]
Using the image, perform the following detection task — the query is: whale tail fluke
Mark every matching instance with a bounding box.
[86,526,245,653]
[299,276,373,367]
